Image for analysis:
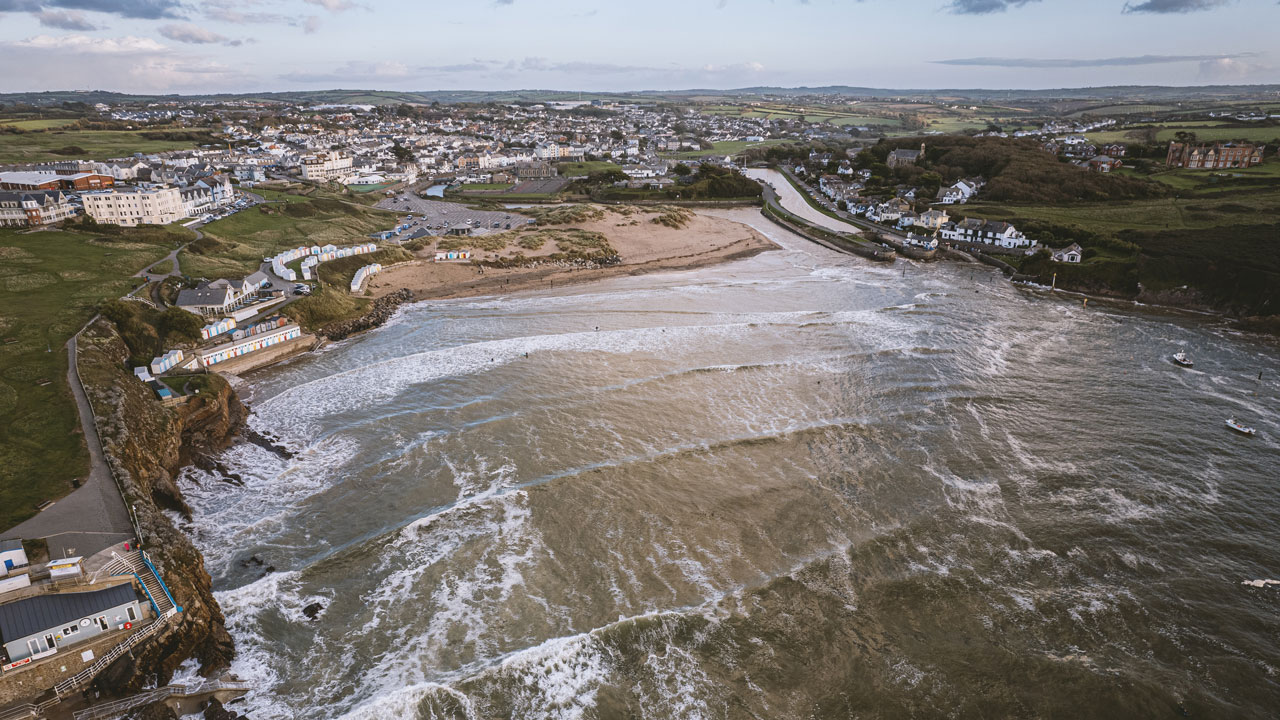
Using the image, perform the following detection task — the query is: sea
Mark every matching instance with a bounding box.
[176,207,1280,719]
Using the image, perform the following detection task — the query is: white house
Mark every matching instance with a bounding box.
[941,218,1033,249]
[1052,243,1083,263]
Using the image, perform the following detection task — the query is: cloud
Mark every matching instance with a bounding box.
[200,1,320,33]
[934,53,1255,68]
[158,23,245,45]
[0,32,253,93]
[12,33,168,52]
[34,8,96,29]
[1198,56,1272,81]
[1123,0,1230,12]
[281,60,410,83]
[946,0,1040,14]
[46,0,184,19]
[302,0,356,11]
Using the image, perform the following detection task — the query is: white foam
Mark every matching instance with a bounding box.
[1242,579,1280,588]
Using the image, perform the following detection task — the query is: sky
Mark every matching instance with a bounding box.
[0,0,1277,94]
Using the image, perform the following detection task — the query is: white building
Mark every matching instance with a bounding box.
[1052,243,1083,263]
[82,185,185,227]
[301,152,355,182]
[941,218,1032,249]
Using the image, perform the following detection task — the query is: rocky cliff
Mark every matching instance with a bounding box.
[320,287,412,341]
[76,319,241,692]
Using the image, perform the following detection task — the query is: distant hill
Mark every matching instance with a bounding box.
[2,85,1279,107]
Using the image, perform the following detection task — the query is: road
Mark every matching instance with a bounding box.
[748,167,917,243]
[745,168,865,235]
[0,330,135,560]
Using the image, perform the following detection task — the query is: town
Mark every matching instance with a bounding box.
[1,86,1278,719]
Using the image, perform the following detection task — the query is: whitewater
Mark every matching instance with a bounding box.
[176,209,1280,719]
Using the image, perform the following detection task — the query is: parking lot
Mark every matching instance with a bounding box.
[376,193,531,236]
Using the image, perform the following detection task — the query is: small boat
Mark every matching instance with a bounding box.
[1172,351,1194,367]
[1226,418,1256,436]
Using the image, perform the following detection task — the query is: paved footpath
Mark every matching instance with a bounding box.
[0,330,135,560]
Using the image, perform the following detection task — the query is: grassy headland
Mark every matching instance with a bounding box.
[0,224,185,529]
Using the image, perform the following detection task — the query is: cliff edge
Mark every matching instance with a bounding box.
[75,318,241,693]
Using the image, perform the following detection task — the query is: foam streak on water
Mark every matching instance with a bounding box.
[181,212,1280,718]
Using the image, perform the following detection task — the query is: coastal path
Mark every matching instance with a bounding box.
[0,324,135,560]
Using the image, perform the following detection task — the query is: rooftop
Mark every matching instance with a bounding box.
[0,583,137,644]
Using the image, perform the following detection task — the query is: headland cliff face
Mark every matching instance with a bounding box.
[76,319,240,693]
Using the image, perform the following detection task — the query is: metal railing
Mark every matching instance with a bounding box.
[139,552,179,616]
[0,697,59,720]
[71,680,251,720]
[53,616,168,698]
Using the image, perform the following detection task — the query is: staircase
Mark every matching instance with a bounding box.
[72,679,251,720]
[102,550,177,617]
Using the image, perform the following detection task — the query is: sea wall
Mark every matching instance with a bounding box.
[75,319,240,693]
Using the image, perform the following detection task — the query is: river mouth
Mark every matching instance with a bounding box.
[177,213,1280,718]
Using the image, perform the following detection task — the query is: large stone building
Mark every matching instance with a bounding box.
[887,143,925,169]
[81,185,185,226]
[1166,142,1264,169]
[300,151,354,181]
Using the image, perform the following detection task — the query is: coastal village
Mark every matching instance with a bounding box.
[0,92,1277,719]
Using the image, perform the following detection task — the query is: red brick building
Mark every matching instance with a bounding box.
[1166,142,1264,169]
[0,171,114,191]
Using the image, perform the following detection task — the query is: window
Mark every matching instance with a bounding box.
[127,606,137,621]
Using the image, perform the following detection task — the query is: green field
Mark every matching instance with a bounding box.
[1068,104,1178,117]
[0,226,179,530]
[348,182,396,194]
[668,139,791,158]
[0,117,81,130]
[187,189,397,278]
[1087,126,1280,145]
[556,161,621,176]
[965,159,1280,238]
[0,128,218,163]
[454,183,516,190]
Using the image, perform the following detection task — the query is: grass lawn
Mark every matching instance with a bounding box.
[348,182,396,193]
[556,161,620,176]
[0,226,177,530]
[186,192,397,278]
[0,128,217,163]
[454,183,516,191]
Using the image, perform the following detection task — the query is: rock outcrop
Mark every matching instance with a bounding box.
[77,319,241,693]
[320,287,412,341]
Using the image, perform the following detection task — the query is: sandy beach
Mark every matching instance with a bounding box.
[366,206,777,301]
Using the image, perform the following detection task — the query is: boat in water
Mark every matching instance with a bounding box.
[1172,351,1194,367]
[1226,418,1256,436]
